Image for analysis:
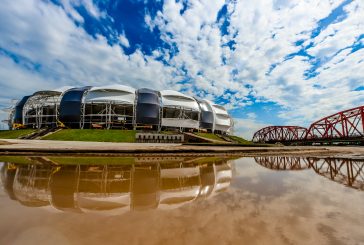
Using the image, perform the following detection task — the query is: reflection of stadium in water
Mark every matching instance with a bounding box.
[0,157,233,214]
[254,156,364,191]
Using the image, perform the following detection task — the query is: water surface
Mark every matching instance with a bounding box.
[0,156,363,244]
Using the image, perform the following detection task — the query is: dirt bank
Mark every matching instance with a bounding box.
[0,140,13,145]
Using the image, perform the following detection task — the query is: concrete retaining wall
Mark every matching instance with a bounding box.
[136,133,184,143]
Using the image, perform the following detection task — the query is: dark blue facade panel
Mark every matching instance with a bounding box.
[59,87,89,127]
[136,88,160,125]
[14,96,30,124]
[50,166,78,210]
[136,104,160,125]
[137,93,160,105]
[200,111,213,129]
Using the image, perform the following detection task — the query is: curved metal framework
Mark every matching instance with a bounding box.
[308,158,364,191]
[252,126,307,143]
[8,85,234,133]
[252,106,363,143]
[80,85,136,129]
[160,90,200,131]
[254,156,364,191]
[254,156,310,170]
[23,90,65,129]
[306,106,364,140]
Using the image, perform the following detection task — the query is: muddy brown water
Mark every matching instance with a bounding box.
[0,156,363,245]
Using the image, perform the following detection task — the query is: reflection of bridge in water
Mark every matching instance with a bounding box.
[254,156,364,191]
[253,156,311,170]
[0,157,233,214]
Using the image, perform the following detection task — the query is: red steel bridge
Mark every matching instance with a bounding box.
[252,105,364,145]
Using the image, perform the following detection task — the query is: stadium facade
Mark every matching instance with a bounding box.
[9,85,233,133]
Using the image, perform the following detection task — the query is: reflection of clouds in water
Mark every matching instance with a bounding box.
[12,226,70,245]
[233,158,294,197]
[228,157,364,244]
[0,157,363,244]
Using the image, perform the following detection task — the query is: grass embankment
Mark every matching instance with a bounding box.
[0,129,35,139]
[48,156,135,165]
[0,156,34,164]
[42,129,136,143]
[195,133,225,142]
[228,135,252,144]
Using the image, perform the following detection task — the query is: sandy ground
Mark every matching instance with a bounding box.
[0,139,363,158]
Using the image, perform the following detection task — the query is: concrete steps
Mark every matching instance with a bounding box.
[20,127,61,140]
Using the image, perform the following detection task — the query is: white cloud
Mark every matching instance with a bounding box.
[0,0,363,134]
[118,32,130,48]
[0,0,177,93]
[247,112,257,120]
[0,0,179,129]
[70,0,104,19]
[152,0,363,125]
[232,118,270,140]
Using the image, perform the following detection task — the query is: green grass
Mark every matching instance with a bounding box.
[42,129,136,142]
[48,156,135,165]
[228,135,252,144]
[0,156,34,164]
[190,156,230,164]
[0,129,35,139]
[195,133,225,142]
[161,131,180,134]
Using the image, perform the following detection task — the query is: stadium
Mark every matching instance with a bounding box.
[8,85,233,134]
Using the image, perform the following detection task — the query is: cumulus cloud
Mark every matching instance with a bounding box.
[233,118,270,140]
[118,32,130,48]
[0,0,176,97]
[0,0,363,135]
[149,0,363,131]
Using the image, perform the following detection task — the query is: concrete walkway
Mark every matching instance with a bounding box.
[0,139,363,158]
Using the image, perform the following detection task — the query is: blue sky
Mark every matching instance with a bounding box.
[0,0,363,138]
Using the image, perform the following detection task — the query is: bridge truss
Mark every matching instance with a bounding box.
[252,126,307,143]
[305,105,364,140]
[252,106,364,144]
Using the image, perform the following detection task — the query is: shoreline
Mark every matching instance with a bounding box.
[0,139,363,159]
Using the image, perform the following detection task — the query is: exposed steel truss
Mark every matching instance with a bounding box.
[305,105,364,140]
[308,158,364,190]
[252,105,363,143]
[254,156,364,190]
[254,156,310,170]
[252,126,307,143]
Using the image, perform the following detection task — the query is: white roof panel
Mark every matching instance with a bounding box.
[85,84,136,104]
[204,100,232,132]
[160,90,199,111]
[89,84,135,94]
[33,86,74,96]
